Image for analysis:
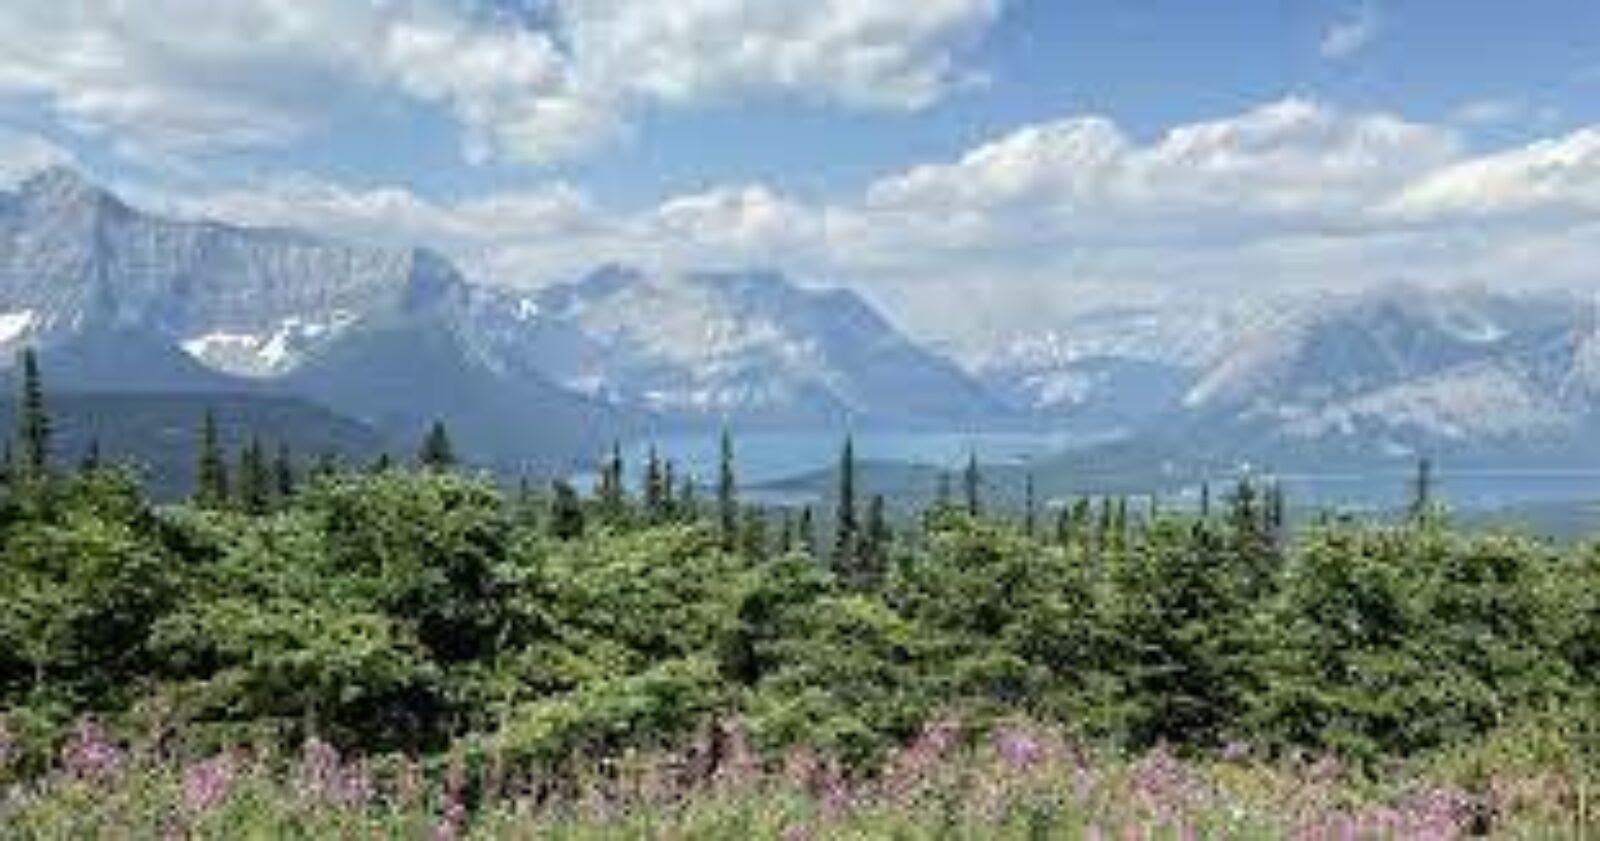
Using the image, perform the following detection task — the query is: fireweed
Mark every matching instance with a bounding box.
[0,715,1591,838]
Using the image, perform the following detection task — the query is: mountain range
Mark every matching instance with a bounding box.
[0,168,1010,486]
[8,167,1600,500]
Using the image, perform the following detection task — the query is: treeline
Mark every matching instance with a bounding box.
[0,349,1596,781]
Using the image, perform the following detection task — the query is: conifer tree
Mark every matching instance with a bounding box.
[861,494,892,587]
[79,438,102,473]
[962,451,982,518]
[597,442,626,523]
[662,460,677,515]
[549,479,585,540]
[798,506,818,558]
[1408,457,1436,524]
[1023,473,1038,537]
[643,447,667,521]
[677,473,698,521]
[273,443,295,501]
[195,410,230,508]
[311,450,339,480]
[237,437,271,516]
[833,436,859,570]
[418,420,456,470]
[0,442,12,488]
[371,452,394,473]
[717,428,739,552]
[1061,497,1090,549]
[1199,482,1212,519]
[740,506,767,559]
[16,348,49,480]
[778,510,796,554]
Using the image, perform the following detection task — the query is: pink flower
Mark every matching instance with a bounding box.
[994,726,1044,773]
[60,719,125,783]
[182,753,237,813]
[0,720,15,770]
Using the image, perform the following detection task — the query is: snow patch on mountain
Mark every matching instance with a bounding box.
[0,309,36,345]
[182,312,358,377]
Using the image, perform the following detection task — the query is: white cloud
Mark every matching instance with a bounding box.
[165,98,1600,352]
[559,0,1002,110]
[0,0,1002,166]
[1380,128,1600,225]
[1321,2,1381,59]
[1448,98,1527,127]
[0,129,75,185]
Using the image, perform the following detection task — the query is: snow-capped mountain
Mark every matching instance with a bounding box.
[970,302,1273,428]
[463,265,1010,428]
[0,168,621,468]
[0,168,459,376]
[0,169,1012,468]
[1182,285,1594,445]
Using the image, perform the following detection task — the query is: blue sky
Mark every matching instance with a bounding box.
[3,1,1600,351]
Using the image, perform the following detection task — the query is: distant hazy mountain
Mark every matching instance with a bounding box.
[465,265,1010,429]
[1038,285,1600,481]
[973,304,1260,422]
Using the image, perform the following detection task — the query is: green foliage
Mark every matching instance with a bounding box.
[16,347,49,481]
[418,420,457,470]
[194,410,228,509]
[0,439,1595,796]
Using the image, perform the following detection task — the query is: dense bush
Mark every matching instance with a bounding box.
[2,456,1596,782]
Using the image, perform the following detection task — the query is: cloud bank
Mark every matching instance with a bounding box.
[163,98,1600,351]
[0,0,1002,165]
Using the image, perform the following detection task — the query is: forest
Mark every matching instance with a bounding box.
[0,350,1596,837]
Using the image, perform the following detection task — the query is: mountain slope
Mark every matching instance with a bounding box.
[284,318,621,471]
[0,168,631,469]
[0,392,384,499]
[470,266,1008,428]
[1041,286,1600,484]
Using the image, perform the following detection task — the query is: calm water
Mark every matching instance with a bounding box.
[574,429,1103,490]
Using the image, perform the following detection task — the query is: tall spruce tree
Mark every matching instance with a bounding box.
[643,447,667,522]
[677,473,698,521]
[740,506,767,559]
[1408,457,1436,523]
[195,410,229,509]
[237,437,271,516]
[798,505,818,558]
[1023,473,1038,537]
[79,438,102,473]
[597,442,626,524]
[962,451,982,518]
[549,479,585,540]
[418,420,457,470]
[717,428,739,552]
[833,436,859,571]
[273,443,295,501]
[860,494,892,587]
[16,348,49,480]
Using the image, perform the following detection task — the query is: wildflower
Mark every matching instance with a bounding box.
[0,720,15,770]
[334,758,374,808]
[713,719,763,792]
[994,726,1044,773]
[432,797,467,841]
[182,753,237,813]
[393,756,424,810]
[883,717,962,803]
[295,738,344,805]
[61,719,125,783]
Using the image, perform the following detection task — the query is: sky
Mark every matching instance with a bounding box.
[3,0,1600,354]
